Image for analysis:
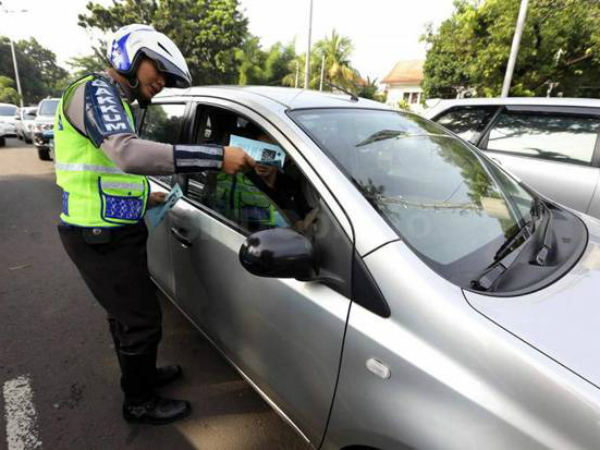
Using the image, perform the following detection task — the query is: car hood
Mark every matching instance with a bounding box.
[35,116,54,123]
[463,213,600,388]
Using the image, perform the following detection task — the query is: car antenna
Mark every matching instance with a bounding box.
[324,81,359,102]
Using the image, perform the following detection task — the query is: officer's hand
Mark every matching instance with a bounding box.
[147,192,168,209]
[222,146,255,175]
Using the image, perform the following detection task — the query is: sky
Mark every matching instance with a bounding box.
[0,0,456,81]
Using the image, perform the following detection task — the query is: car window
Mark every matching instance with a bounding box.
[486,112,600,166]
[141,103,186,187]
[139,103,186,144]
[434,106,497,143]
[0,105,17,117]
[187,105,316,234]
[38,100,59,116]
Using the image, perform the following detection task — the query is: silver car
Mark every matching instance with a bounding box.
[425,98,600,220]
[15,106,37,143]
[144,87,600,450]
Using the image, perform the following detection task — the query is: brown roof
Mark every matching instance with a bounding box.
[382,60,424,84]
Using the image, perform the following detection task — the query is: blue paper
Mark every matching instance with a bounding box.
[229,134,286,168]
[145,183,183,231]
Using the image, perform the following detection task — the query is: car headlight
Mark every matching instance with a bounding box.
[35,123,53,132]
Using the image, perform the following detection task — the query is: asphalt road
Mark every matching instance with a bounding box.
[0,138,311,450]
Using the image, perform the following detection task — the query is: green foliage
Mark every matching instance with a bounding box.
[237,38,297,86]
[78,0,249,85]
[396,99,411,111]
[358,77,386,102]
[423,0,600,98]
[0,76,20,104]
[67,50,107,79]
[282,30,361,93]
[0,37,69,104]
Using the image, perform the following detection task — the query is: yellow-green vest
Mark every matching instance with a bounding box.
[54,75,149,228]
[215,172,277,228]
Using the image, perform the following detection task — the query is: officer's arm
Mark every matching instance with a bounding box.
[64,81,251,175]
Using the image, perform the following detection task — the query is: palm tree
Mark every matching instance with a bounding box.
[314,30,360,92]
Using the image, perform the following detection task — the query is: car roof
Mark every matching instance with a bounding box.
[155,85,390,111]
[429,97,600,109]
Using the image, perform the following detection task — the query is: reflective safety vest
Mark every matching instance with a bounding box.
[215,173,278,228]
[54,74,149,228]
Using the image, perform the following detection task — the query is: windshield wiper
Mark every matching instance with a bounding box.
[471,197,546,291]
[534,203,554,266]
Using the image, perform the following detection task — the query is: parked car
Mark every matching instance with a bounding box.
[425,97,600,220]
[33,98,59,160]
[0,102,17,137]
[15,106,37,143]
[0,120,10,147]
[134,87,600,450]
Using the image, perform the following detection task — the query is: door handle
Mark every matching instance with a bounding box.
[170,227,193,248]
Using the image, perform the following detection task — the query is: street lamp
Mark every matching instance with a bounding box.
[304,0,313,90]
[502,0,529,98]
[0,1,27,108]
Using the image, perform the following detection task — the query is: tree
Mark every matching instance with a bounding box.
[237,38,297,86]
[314,30,360,92]
[358,77,386,102]
[78,0,249,85]
[0,37,69,104]
[422,0,600,99]
[67,50,107,79]
[282,30,360,92]
[0,76,20,104]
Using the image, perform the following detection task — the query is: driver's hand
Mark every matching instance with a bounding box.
[222,146,256,175]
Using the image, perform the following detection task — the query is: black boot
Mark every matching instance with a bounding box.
[109,319,183,388]
[155,364,183,388]
[120,351,191,425]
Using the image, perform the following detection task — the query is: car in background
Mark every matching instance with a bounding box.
[0,120,10,147]
[0,102,18,138]
[15,106,37,143]
[136,86,600,450]
[425,98,600,220]
[33,98,59,160]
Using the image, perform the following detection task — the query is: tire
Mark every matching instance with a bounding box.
[37,146,51,161]
[0,136,5,147]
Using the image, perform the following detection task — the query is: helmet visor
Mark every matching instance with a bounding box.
[142,48,192,89]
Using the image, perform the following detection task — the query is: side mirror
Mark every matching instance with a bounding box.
[239,228,317,280]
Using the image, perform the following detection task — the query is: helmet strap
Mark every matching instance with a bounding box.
[127,75,150,108]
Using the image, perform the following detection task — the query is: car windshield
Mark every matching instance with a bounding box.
[39,100,59,116]
[24,109,37,120]
[0,105,17,117]
[289,108,537,286]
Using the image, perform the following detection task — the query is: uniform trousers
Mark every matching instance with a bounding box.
[57,221,162,355]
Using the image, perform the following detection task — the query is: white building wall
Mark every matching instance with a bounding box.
[385,82,424,113]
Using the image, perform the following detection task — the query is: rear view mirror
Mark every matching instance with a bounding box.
[239,228,317,280]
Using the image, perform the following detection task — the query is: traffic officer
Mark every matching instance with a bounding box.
[54,24,255,425]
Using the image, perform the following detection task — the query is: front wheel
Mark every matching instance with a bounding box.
[0,136,5,147]
[37,146,51,161]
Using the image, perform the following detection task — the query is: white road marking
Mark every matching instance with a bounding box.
[3,375,43,450]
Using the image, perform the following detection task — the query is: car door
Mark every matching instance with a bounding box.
[140,100,190,299]
[167,99,353,445]
[479,107,600,216]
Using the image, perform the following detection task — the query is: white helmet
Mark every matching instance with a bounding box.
[107,24,192,88]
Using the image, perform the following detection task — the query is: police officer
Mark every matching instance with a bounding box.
[54,24,255,425]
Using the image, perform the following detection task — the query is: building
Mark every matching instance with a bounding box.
[381,60,425,112]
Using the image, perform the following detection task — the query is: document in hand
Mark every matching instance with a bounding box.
[145,183,183,231]
[229,134,286,168]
